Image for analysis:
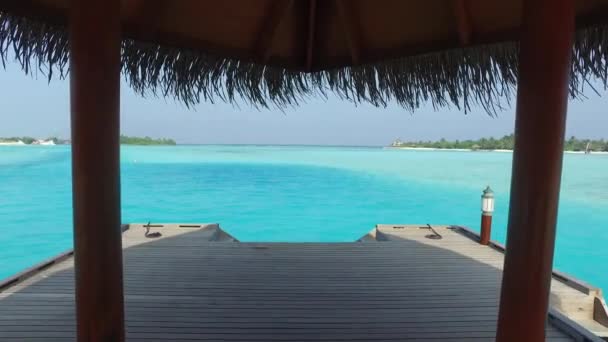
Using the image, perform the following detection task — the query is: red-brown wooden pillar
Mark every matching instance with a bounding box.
[496,0,574,341]
[70,0,125,341]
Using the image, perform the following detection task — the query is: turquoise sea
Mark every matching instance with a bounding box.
[1,145,607,292]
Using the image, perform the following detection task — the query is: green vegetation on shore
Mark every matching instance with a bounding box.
[391,135,608,152]
[1,135,175,145]
[120,135,176,145]
[0,136,36,144]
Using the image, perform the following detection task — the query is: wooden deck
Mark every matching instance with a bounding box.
[0,223,605,341]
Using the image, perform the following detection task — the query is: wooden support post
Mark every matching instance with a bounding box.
[496,0,574,341]
[480,214,492,245]
[69,0,125,341]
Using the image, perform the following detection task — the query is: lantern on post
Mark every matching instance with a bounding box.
[480,186,494,245]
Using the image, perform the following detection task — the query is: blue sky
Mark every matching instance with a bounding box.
[0,58,606,146]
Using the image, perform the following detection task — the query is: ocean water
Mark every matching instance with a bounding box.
[1,145,607,292]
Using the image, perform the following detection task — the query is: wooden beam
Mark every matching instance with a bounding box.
[122,0,165,41]
[453,0,472,46]
[495,0,574,341]
[335,0,361,66]
[305,0,317,71]
[69,0,125,341]
[122,0,146,19]
[256,0,294,63]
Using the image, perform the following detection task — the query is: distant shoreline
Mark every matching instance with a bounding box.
[388,135,608,154]
[0,135,176,146]
[384,146,608,155]
[2,143,608,154]
[0,141,26,146]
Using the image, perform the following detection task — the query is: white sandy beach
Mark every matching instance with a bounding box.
[384,146,608,154]
[0,141,25,146]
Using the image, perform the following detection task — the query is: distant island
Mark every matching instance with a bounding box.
[0,137,67,145]
[390,134,608,153]
[120,135,176,145]
[0,135,176,146]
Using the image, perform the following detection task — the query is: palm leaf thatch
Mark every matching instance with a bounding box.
[1,9,607,113]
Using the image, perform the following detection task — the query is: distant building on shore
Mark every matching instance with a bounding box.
[391,138,403,147]
[32,139,56,146]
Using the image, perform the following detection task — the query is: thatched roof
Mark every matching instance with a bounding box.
[2,1,608,113]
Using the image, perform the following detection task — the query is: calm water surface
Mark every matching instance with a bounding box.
[1,145,607,291]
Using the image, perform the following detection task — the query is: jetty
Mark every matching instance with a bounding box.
[3,0,608,340]
[1,223,606,341]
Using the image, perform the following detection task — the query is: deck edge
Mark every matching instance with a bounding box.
[357,227,377,242]
[452,225,608,338]
[549,308,606,342]
[451,225,602,296]
[128,223,239,242]
[595,297,608,327]
[0,249,73,293]
[0,223,130,293]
